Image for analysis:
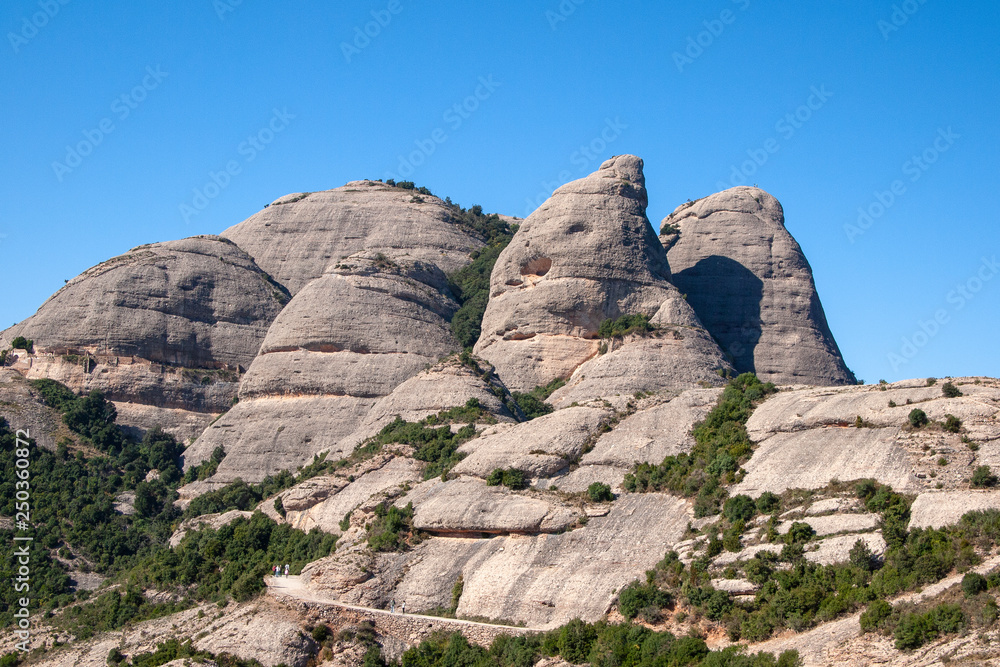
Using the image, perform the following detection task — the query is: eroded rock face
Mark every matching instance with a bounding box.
[221,181,484,295]
[663,187,855,386]
[452,405,611,479]
[182,253,465,485]
[475,155,730,392]
[332,357,517,455]
[2,235,287,369]
[2,236,287,438]
[390,493,692,628]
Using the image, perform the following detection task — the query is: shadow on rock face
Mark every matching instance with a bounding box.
[674,255,763,375]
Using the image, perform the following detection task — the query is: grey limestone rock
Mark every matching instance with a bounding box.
[221,181,485,295]
[475,155,730,392]
[664,186,855,386]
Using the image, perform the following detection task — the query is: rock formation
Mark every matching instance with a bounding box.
[221,181,484,295]
[663,186,855,386]
[1,235,287,438]
[474,155,732,394]
[181,252,467,486]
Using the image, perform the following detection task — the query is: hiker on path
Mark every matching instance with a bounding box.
[284,564,289,577]
[390,599,395,613]
[401,601,405,614]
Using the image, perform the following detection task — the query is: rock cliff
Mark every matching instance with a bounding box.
[663,186,855,386]
[475,155,731,394]
[181,253,468,485]
[1,235,287,438]
[220,181,484,295]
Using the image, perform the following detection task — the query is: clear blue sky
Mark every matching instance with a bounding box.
[2,1,997,382]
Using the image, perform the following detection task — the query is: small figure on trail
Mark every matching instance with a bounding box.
[284,564,289,577]
[401,601,406,614]
[274,565,279,577]
[390,599,395,613]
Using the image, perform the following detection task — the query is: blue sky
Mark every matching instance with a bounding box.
[1,1,997,382]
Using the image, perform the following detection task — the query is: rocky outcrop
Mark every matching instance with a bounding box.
[2,236,287,437]
[221,181,484,295]
[2,235,286,368]
[735,378,1000,497]
[451,405,611,479]
[409,477,578,535]
[328,357,517,455]
[389,493,692,628]
[663,186,855,386]
[909,491,1000,529]
[475,155,731,393]
[182,253,465,486]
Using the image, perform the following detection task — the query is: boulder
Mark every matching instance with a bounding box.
[664,187,855,386]
[475,155,730,392]
[221,181,484,295]
[390,493,692,628]
[2,235,286,369]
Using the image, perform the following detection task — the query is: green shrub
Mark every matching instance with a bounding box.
[908,408,928,428]
[587,482,614,502]
[510,378,565,420]
[10,336,32,352]
[367,502,414,552]
[785,522,815,545]
[859,599,894,633]
[962,571,988,597]
[723,494,756,524]
[618,581,672,620]
[485,468,529,490]
[598,313,655,338]
[756,491,781,514]
[849,539,875,572]
[943,414,962,433]
[311,624,330,642]
[942,382,962,398]
[972,465,997,488]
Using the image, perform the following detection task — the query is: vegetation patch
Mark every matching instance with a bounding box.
[392,620,802,666]
[510,377,566,420]
[624,373,777,517]
[598,313,656,338]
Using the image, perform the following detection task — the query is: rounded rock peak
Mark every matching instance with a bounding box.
[662,186,784,233]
